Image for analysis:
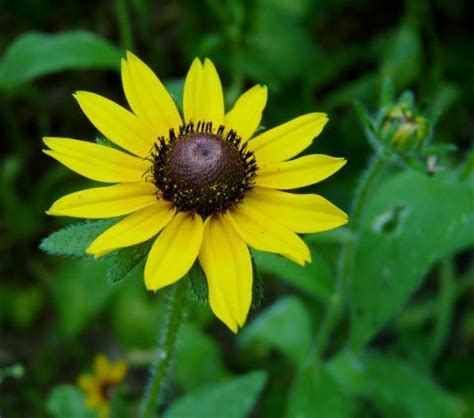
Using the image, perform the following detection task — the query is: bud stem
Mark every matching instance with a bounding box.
[310,152,388,363]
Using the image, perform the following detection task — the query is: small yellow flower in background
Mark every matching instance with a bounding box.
[77,354,127,418]
[44,52,348,332]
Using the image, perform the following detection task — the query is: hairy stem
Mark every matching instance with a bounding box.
[140,280,187,418]
[310,153,387,362]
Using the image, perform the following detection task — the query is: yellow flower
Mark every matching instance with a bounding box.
[77,354,127,418]
[44,52,348,332]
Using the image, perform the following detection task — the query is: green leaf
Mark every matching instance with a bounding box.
[164,371,267,418]
[40,219,118,257]
[46,385,96,418]
[188,261,208,303]
[253,250,332,302]
[328,351,464,418]
[175,323,229,390]
[350,171,474,348]
[286,363,354,418]
[50,258,114,338]
[0,31,122,90]
[238,296,312,365]
[103,240,152,283]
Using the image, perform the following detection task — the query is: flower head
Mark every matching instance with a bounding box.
[77,354,127,418]
[44,52,347,332]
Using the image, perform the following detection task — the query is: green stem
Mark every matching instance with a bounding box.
[310,152,387,362]
[429,258,455,363]
[116,0,134,51]
[140,280,187,418]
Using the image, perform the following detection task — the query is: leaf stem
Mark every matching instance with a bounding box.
[115,0,134,51]
[140,279,187,418]
[310,152,387,362]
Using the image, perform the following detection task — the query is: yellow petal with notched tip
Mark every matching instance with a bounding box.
[144,212,203,291]
[47,182,157,218]
[225,85,267,141]
[249,113,328,164]
[87,201,176,257]
[183,58,224,127]
[244,187,348,233]
[199,215,252,333]
[121,51,182,137]
[227,202,310,265]
[74,91,155,157]
[43,137,150,183]
[256,154,346,190]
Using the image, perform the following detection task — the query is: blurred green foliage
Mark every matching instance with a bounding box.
[1,0,473,417]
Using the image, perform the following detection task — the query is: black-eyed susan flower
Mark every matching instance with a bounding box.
[44,52,347,332]
[77,354,127,418]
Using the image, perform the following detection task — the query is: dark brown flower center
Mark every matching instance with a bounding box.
[150,122,257,217]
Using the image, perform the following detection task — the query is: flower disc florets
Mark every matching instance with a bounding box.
[151,121,257,218]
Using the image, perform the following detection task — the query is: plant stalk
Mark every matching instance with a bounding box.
[310,152,387,363]
[140,279,187,418]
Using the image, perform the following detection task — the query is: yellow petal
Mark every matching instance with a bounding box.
[183,58,224,127]
[108,360,128,383]
[245,187,348,233]
[74,91,155,157]
[249,113,328,164]
[87,201,176,257]
[256,154,346,190]
[121,51,182,137]
[43,137,151,183]
[225,85,267,141]
[227,203,310,265]
[99,404,110,418]
[47,182,157,218]
[199,215,252,332]
[77,374,97,392]
[85,391,104,409]
[94,354,110,380]
[144,212,203,291]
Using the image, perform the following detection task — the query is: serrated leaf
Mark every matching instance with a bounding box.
[350,171,474,348]
[0,31,121,90]
[103,240,152,283]
[238,296,312,365]
[40,219,118,257]
[164,371,267,418]
[46,385,96,418]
